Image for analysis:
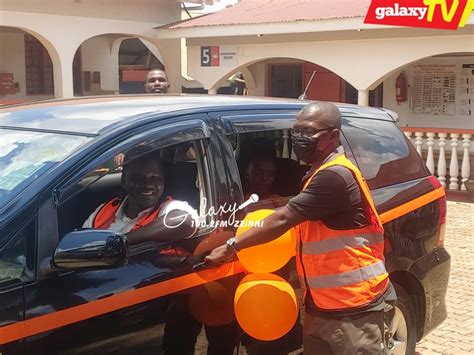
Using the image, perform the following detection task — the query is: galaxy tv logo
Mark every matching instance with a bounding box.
[374,4,428,20]
[364,0,474,30]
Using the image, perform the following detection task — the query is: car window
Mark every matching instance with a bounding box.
[227,130,305,212]
[57,139,213,240]
[228,128,358,207]
[342,117,428,190]
[0,129,91,210]
[0,219,35,288]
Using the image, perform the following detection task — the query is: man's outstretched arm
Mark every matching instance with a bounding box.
[205,206,304,263]
[126,210,196,245]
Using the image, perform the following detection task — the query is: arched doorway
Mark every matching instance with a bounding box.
[0,26,55,103]
[118,38,165,94]
[212,58,371,104]
[73,34,121,96]
[73,35,164,96]
[268,61,355,101]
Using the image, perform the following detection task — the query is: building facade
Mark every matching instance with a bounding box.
[0,0,473,194]
[0,0,189,102]
[158,0,474,194]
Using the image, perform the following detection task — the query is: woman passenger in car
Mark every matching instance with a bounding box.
[243,154,303,354]
[244,154,283,211]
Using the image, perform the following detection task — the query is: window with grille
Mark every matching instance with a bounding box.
[25,35,53,95]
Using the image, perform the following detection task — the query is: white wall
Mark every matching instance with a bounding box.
[384,56,474,130]
[80,37,119,93]
[247,62,266,96]
[187,32,472,94]
[0,32,26,98]
[0,0,179,24]
[0,31,54,101]
[1,1,182,98]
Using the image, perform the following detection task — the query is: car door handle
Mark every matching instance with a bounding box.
[138,272,170,287]
[192,261,212,271]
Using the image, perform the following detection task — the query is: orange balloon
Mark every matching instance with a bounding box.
[188,277,239,326]
[236,209,296,273]
[234,273,298,341]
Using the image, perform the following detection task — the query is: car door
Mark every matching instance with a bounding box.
[0,211,37,355]
[212,109,367,354]
[211,109,308,353]
[214,109,356,204]
[21,116,241,354]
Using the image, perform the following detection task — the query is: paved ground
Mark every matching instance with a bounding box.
[416,201,474,355]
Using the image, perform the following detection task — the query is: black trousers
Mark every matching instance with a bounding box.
[161,294,239,355]
[303,309,386,355]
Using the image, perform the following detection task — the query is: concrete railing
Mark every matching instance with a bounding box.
[402,128,473,191]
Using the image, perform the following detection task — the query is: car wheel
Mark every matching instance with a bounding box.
[387,284,417,355]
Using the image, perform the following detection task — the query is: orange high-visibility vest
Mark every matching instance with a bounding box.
[295,154,389,310]
[93,197,171,231]
[92,196,187,257]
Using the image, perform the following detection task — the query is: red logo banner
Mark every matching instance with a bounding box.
[364,0,473,30]
[211,46,220,67]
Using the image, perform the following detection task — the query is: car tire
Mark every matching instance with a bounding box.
[388,284,417,355]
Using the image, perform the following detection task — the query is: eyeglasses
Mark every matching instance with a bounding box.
[290,127,332,138]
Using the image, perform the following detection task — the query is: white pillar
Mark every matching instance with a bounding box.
[415,132,424,157]
[437,133,448,188]
[155,39,182,94]
[291,147,298,162]
[426,132,435,174]
[282,130,290,158]
[461,134,472,191]
[208,88,217,95]
[52,52,74,99]
[275,141,282,158]
[357,90,369,106]
[287,129,298,160]
[404,131,414,147]
[449,133,460,190]
[80,37,121,95]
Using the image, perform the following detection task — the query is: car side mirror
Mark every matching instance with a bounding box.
[53,229,129,271]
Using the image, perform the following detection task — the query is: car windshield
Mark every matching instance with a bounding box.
[0,129,91,209]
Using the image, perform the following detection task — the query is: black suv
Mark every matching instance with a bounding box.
[0,95,449,355]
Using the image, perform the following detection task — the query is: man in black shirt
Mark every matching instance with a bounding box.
[207,102,395,354]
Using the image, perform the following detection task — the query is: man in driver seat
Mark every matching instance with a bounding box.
[82,145,199,245]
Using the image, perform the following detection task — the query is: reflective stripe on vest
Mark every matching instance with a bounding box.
[301,232,383,255]
[296,153,388,310]
[303,261,387,289]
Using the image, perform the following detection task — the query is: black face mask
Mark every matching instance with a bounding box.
[292,136,323,164]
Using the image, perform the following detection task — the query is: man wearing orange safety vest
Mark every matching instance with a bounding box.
[83,145,198,247]
[206,102,396,354]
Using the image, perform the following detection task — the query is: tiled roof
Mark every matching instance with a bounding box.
[165,0,370,29]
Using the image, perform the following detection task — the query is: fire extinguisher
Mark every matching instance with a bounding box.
[396,72,407,105]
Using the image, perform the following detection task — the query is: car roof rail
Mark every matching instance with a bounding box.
[379,108,399,122]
